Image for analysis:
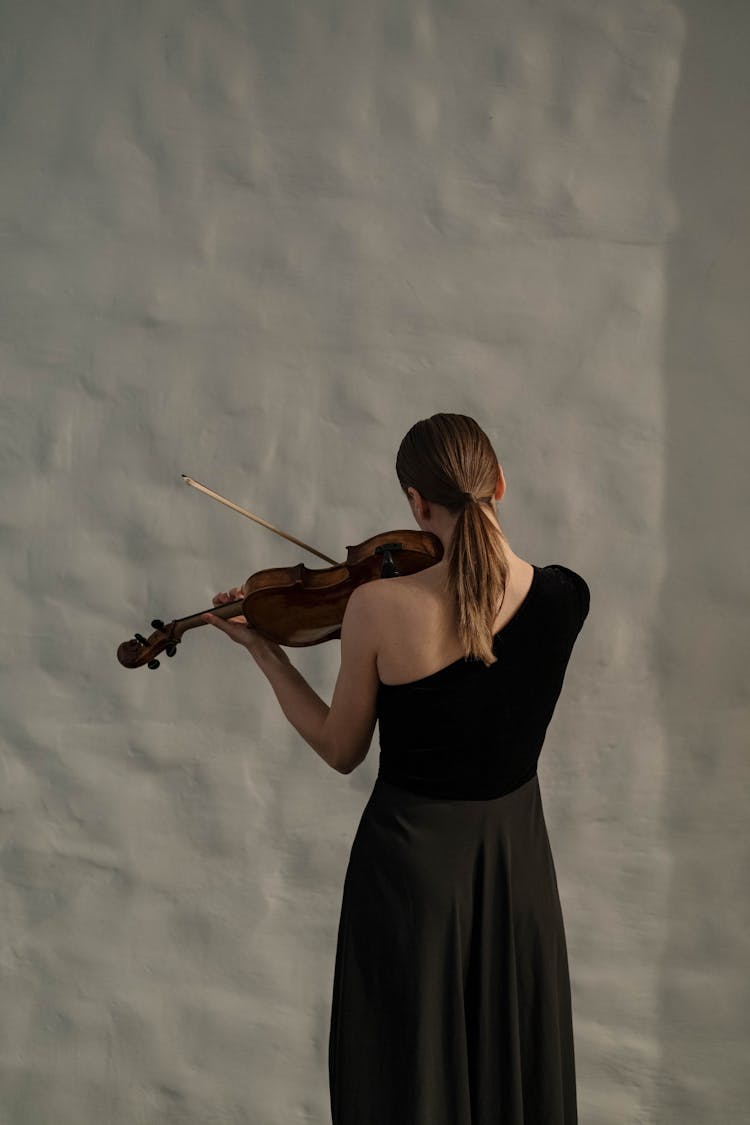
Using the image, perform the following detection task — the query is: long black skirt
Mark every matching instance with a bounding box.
[328,772,578,1125]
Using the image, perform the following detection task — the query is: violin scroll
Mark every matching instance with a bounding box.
[117,601,245,669]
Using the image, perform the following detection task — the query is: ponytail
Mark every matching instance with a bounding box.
[447,493,509,667]
[395,413,510,667]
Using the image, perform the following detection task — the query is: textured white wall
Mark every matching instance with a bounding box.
[1,1,747,1122]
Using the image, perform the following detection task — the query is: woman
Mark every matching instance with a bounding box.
[204,413,590,1124]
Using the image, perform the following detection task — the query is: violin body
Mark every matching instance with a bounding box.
[117,529,443,670]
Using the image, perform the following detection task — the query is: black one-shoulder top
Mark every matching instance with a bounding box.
[375,563,591,799]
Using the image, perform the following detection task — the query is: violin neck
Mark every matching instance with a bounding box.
[175,598,245,636]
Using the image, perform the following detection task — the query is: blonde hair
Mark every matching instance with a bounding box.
[395,413,509,668]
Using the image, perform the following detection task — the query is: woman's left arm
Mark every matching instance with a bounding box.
[202,583,380,775]
[201,589,337,770]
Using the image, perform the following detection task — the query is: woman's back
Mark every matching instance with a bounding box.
[375,555,539,686]
[375,562,591,799]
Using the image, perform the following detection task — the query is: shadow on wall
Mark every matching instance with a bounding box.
[659,2,750,1122]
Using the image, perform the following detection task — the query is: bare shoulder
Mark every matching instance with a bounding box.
[353,574,408,612]
[352,572,418,621]
[371,570,431,602]
[344,576,399,629]
[366,569,437,633]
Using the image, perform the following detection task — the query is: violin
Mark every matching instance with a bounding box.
[117,476,443,670]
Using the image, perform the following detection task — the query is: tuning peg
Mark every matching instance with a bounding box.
[151,619,165,630]
[147,659,160,669]
[134,633,148,645]
[165,645,177,657]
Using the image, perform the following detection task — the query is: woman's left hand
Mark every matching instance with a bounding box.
[202,587,287,663]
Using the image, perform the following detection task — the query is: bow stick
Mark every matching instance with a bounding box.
[181,475,337,564]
